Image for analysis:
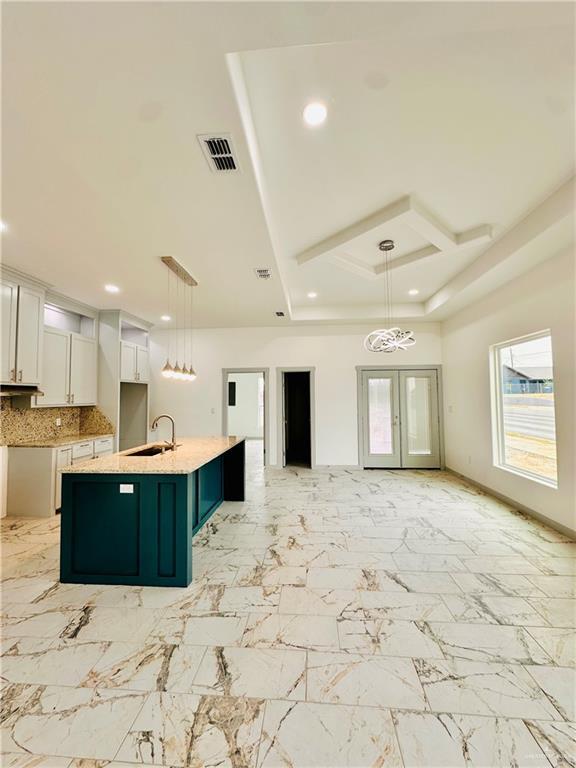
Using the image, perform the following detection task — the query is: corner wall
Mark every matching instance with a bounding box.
[441,249,575,534]
[149,323,442,466]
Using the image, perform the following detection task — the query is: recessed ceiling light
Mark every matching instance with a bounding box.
[307,291,318,299]
[408,289,420,296]
[161,315,171,322]
[303,102,327,127]
[104,284,120,293]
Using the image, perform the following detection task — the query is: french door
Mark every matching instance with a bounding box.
[360,369,441,469]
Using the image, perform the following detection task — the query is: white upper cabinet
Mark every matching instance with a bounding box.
[37,328,71,406]
[120,341,148,382]
[120,341,137,381]
[136,346,149,382]
[70,335,97,405]
[36,315,97,408]
[0,278,44,385]
[0,279,18,383]
[16,286,44,384]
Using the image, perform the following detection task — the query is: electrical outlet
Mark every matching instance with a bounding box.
[210,408,215,415]
[467,455,472,465]
[55,418,62,427]
[448,405,453,414]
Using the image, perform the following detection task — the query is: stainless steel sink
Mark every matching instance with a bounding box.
[125,443,181,457]
[126,444,170,457]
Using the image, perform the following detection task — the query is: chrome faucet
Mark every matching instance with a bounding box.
[151,414,176,450]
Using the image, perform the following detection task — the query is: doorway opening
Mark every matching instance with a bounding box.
[280,369,315,468]
[222,369,268,469]
[358,367,443,469]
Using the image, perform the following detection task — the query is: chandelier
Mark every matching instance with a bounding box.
[364,239,416,353]
[160,257,197,381]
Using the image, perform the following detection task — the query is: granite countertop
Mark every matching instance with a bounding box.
[8,433,114,448]
[62,436,245,475]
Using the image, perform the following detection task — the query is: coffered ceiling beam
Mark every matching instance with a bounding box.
[295,195,492,279]
[425,177,575,317]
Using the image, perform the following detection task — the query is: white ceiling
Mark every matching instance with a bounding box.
[2,2,574,327]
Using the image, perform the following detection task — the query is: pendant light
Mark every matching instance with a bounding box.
[160,257,198,381]
[364,239,416,353]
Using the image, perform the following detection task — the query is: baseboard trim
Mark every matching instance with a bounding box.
[446,466,576,540]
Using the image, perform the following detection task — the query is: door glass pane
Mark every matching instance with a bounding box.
[368,378,393,454]
[405,377,432,455]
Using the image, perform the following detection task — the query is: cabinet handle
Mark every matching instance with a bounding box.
[71,393,74,404]
[17,370,22,382]
[10,369,16,382]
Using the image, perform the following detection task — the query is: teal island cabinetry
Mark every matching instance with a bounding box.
[60,437,245,587]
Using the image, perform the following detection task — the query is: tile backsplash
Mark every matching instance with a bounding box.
[0,400,114,445]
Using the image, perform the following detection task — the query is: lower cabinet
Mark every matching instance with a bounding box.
[60,453,230,587]
[60,473,192,586]
[7,436,113,517]
[55,447,72,509]
[198,456,224,525]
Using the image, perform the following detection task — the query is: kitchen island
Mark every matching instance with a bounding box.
[60,436,245,587]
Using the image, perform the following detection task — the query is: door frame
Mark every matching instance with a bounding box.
[356,365,445,469]
[277,367,316,469]
[222,368,270,466]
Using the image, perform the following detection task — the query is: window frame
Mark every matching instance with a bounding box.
[490,329,558,489]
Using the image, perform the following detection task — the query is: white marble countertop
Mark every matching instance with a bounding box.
[62,436,245,475]
[8,433,114,448]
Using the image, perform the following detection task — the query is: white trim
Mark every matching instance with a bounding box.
[222,368,269,467]
[447,468,573,539]
[276,367,316,470]
[489,329,558,489]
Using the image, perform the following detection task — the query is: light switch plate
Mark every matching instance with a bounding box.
[119,484,134,494]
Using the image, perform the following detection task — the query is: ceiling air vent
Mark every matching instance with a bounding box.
[254,268,272,280]
[275,311,285,317]
[197,134,239,172]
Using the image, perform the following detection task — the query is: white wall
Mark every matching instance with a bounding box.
[227,372,263,438]
[150,323,442,466]
[442,248,575,534]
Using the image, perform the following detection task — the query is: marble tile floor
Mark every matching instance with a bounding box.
[1,445,575,767]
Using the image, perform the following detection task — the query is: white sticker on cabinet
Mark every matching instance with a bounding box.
[119,484,134,494]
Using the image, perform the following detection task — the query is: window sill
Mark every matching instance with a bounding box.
[494,462,558,490]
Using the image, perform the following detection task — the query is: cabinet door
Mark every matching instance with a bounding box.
[0,279,18,383]
[36,329,71,407]
[55,447,72,509]
[16,285,44,384]
[120,341,137,381]
[70,335,97,405]
[136,347,149,382]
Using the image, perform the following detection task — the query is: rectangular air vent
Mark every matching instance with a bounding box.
[197,134,239,172]
[275,311,285,317]
[254,268,272,280]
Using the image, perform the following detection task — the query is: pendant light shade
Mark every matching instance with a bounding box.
[161,360,174,378]
[364,240,416,353]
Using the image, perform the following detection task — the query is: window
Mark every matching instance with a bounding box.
[491,331,557,487]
